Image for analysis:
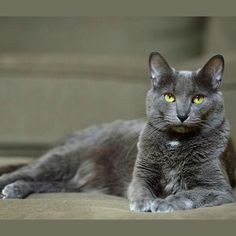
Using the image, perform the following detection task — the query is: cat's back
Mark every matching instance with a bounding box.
[73,118,145,143]
[57,118,145,147]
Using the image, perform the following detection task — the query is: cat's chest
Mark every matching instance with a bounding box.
[161,168,187,196]
[149,138,202,196]
[153,135,214,161]
[158,141,188,195]
[155,137,189,160]
[166,139,182,151]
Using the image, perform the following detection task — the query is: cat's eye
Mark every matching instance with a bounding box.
[192,95,204,104]
[164,93,175,103]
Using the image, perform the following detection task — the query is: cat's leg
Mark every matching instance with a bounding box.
[150,189,235,212]
[128,178,155,212]
[127,154,161,212]
[0,138,84,193]
[0,124,118,197]
[1,180,77,199]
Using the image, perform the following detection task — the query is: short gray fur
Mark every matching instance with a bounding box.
[0,52,236,213]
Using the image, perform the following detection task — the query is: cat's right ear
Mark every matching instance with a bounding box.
[149,52,173,87]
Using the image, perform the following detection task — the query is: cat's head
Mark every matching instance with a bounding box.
[146,52,225,133]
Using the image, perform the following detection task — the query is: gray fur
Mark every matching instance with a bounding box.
[0,52,236,213]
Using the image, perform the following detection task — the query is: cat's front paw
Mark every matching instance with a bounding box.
[129,199,153,212]
[151,199,176,213]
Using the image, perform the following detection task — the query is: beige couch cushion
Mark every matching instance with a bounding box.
[0,193,236,219]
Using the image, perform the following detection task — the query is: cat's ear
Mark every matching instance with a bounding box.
[198,54,224,89]
[149,52,173,87]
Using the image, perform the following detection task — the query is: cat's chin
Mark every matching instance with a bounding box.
[169,125,196,134]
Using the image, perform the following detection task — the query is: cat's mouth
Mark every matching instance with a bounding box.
[169,125,198,134]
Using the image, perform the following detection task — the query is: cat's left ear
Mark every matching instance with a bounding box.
[198,54,224,89]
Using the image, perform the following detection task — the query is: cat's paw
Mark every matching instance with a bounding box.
[151,199,176,213]
[1,183,24,199]
[129,199,153,212]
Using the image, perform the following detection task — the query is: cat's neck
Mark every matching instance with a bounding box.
[140,118,230,145]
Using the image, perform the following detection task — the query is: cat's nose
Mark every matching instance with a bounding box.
[177,114,189,123]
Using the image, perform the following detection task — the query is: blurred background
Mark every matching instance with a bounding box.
[0,17,236,162]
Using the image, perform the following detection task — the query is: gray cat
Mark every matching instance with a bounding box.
[0,52,235,213]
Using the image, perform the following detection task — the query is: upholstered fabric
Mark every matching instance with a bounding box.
[0,193,236,219]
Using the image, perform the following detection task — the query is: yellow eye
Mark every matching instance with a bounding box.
[164,93,175,103]
[192,95,204,104]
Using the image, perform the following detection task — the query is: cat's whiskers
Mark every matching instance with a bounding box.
[199,120,225,136]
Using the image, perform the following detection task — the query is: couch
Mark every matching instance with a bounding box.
[0,17,236,219]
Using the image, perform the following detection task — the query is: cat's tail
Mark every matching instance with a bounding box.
[0,164,26,176]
